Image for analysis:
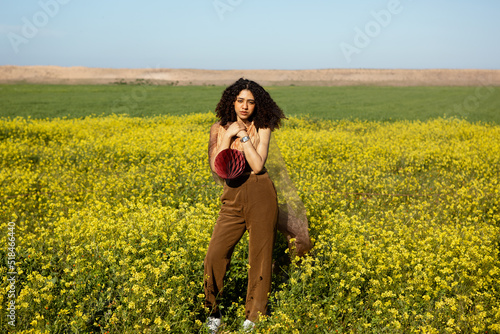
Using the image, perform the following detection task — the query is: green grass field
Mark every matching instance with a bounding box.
[1,84,499,123]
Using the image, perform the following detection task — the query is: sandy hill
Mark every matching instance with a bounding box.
[1,65,499,86]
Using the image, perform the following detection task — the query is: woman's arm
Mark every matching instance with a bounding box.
[208,123,221,172]
[208,122,246,171]
[239,127,271,173]
[209,122,271,174]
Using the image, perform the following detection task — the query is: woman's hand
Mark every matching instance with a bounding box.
[226,122,247,138]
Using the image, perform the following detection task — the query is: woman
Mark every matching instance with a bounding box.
[204,78,286,332]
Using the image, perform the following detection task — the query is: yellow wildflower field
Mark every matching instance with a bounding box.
[0,113,499,333]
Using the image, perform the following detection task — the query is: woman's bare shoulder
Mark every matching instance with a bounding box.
[210,122,221,131]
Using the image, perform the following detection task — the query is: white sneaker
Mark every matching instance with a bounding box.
[242,319,255,332]
[206,316,221,333]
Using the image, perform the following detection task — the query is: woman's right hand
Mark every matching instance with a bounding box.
[225,122,246,138]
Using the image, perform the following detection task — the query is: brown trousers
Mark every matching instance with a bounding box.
[204,172,278,322]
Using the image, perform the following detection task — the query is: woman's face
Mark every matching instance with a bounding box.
[233,89,255,123]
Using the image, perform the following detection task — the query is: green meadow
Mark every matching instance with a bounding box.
[1,84,499,123]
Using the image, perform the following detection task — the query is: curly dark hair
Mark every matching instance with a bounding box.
[215,78,286,131]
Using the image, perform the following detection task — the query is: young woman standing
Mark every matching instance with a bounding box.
[205,78,286,332]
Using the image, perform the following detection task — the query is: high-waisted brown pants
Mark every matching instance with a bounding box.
[204,172,278,322]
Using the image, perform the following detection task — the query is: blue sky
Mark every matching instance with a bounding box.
[1,0,499,70]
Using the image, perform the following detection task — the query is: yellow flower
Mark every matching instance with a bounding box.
[1,113,499,333]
